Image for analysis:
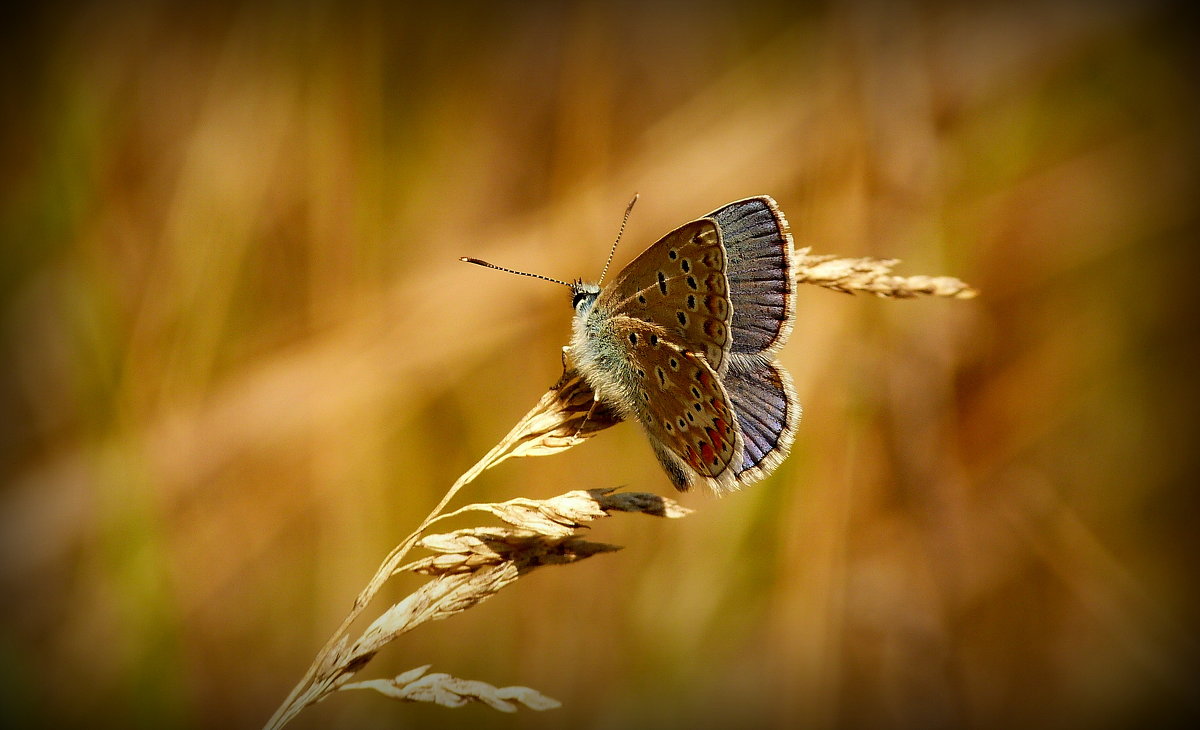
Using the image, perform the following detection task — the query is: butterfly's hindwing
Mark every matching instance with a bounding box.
[608,316,743,491]
[724,359,800,486]
[606,220,734,373]
[707,197,795,357]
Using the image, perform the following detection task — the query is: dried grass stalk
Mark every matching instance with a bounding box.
[264,249,975,729]
[406,530,621,576]
[263,480,687,729]
[794,247,979,299]
[341,665,561,712]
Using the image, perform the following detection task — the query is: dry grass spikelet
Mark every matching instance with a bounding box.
[794,247,979,299]
[263,481,688,729]
[341,665,561,712]
[406,529,621,576]
[488,369,623,462]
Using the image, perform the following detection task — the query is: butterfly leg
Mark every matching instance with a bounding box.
[571,391,602,439]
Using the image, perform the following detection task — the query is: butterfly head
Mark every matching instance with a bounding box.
[570,280,601,315]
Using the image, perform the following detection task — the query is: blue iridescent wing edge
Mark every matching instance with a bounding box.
[706,195,796,358]
[724,357,801,488]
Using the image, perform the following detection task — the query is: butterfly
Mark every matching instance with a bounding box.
[463,196,799,494]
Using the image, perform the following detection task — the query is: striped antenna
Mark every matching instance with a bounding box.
[598,192,639,285]
[458,257,574,288]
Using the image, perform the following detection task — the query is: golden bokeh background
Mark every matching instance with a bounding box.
[2,1,1197,728]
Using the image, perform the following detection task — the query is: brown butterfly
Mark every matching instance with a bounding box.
[464,196,799,493]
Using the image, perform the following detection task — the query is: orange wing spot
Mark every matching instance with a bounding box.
[683,445,700,469]
[713,417,729,437]
[703,318,725,339]
[705,273,725,294]
[699,441,716,464]
[696,369,711,387]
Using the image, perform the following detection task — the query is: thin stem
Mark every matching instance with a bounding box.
[263,416,534,730]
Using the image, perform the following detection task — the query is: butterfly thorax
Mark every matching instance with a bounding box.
[569,281,645,420]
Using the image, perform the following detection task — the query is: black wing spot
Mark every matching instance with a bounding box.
[686,412,695,422]
[656,367,666,386]
[664,421,673,432]
[638,294,647,305]
[629,333,638,345]
[657,271,667,294]
[649,334,659,346]
[678,418,687,429]
[686,276,698,290]
[669,357,679,369]
[636,368,646,378]
[681,259,691,273]
[677,311,687,325]
[693,403,701,411]
[668,249,678,260]
[690,386,701,398]
[687,294,697,310]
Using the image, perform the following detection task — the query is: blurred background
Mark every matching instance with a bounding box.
[2,0,1197,728]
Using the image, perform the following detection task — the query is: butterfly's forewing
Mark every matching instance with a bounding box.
[607,316,744,492]
[604,220,734,373]
[706,197,795,359]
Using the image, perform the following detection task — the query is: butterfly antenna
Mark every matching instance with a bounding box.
[458,257,574,288]
[598,192,638,285]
